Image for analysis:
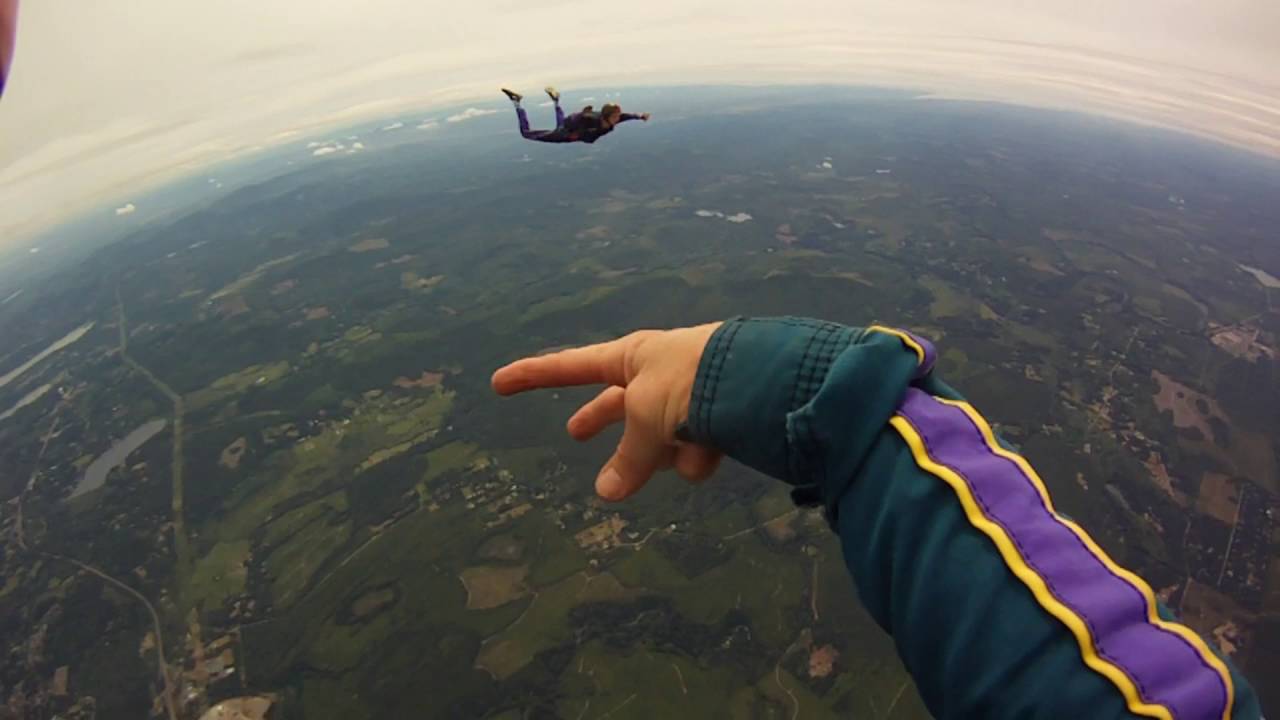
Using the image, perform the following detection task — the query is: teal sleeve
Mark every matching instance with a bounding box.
[681,317,1262,720]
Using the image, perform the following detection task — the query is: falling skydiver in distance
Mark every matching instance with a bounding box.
[502,86,649,144]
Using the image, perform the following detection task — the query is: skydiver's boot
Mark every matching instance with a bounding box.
[544,86,560,103]
[501,88,523,105]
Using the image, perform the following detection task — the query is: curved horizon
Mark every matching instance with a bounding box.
[1,1,1279,248]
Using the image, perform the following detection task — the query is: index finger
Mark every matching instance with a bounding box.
[491,337,633,395]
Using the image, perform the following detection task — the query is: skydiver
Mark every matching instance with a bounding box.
[493,317,1263,720]
[500,86,649,144]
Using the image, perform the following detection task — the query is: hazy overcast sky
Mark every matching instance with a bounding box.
[1,0,1278,247]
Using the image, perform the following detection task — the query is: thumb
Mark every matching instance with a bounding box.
[596,395,670,502]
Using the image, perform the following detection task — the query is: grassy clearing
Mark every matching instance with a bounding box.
[212,391,452,543]
[308,609,398,673]
[518,285,619,324]
[257,500,494,676]
[208,253,301,300]
[350,586,397,619]
[458,565,529,610]
[475,571,635,680]
[187,361,291,411]
[356,429,437,473]
[920,275,999,321]
[420,441,478,484]
[476,533,524,562]
[184,540,250,611]
[558,641,742,720]
[612,530,805,650]
[264,516,352,608]
[261,491,347,549]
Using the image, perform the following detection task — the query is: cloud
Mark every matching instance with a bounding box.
[820,161,833,169]
[446,107,499,123]
[115,203,137,216]
[306,141,324,148]
[381,121,405,131]
[231,42,315,65]
[267,129,302,143]
[315,139,363,156]
[696,209,752,223]
[538,100,555,107]
[579,96,596,102]
[416,120,439,130]
[5,0,1280,247]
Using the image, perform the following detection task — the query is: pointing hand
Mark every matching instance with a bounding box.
[492,323,723,501]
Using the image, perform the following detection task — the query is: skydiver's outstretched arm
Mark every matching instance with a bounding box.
[493,319,1263,720]
[618,112,650,123]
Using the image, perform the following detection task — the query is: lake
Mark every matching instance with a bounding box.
[0,321,95,390]
[0,383,53,423]
[71,419,167,499]
[1239,264,1280,289]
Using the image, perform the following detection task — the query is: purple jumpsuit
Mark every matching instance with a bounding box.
[514,101,644,144]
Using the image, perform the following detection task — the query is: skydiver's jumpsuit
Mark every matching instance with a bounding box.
[514,100,643,144]
[678,317,1264,720]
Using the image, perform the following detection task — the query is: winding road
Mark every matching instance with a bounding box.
[14,386,180,719]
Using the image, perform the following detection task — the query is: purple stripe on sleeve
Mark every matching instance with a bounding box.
[905,329,936,377]
[896,388,1229,720]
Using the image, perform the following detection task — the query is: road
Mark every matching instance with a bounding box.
[14,398,180,720]
[1216,486,1247,588]
[116,286,191,571]
[33,549,180,720]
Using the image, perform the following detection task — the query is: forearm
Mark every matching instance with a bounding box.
[682,317,1259,720]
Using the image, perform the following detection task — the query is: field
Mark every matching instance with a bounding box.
[1,88,1277,717]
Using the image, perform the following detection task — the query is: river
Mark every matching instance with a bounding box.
[0,321,95,390]
[0,383,53,423]
[71,419,168,499]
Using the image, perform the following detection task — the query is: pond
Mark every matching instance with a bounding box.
[70,419,167,499]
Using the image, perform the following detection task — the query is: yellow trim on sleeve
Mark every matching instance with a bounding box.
[866,325,926,365]
[890,398,1235,720]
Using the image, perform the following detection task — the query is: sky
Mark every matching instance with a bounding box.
[1,0,1279,249]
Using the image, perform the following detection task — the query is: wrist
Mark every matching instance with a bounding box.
[679,317,858,483]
